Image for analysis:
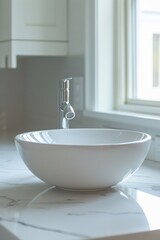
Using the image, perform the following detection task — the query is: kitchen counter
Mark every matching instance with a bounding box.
[0,134,160,240]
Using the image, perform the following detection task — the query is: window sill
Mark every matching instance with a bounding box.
[81,109,160,162]
[83,110,160,130]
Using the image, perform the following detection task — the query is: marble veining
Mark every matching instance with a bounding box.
[0,135,160,240]
[0,217,90,239]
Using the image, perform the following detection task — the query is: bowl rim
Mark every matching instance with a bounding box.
[15,128,151,147]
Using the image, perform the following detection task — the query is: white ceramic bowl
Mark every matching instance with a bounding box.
[15,128,151,190]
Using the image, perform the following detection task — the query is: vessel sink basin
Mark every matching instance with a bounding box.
[15,128,151,190]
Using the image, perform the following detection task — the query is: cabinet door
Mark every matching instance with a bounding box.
[12,0,67,41]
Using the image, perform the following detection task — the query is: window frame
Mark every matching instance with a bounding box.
[116,0,160,114]
[84,0,160,130]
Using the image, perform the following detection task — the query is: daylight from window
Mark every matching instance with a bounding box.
[135,0,160,101]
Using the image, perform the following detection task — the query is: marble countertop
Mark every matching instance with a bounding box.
[0,134,160,240]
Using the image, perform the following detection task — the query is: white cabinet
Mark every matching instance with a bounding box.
[0,0,67,68]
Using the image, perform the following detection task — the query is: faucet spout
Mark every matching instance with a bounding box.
[59,78,75,129]
[63,103,75,120]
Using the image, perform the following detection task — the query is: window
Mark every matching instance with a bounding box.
[129,0,160,102]
[117,0,160,113]
[85,0,160,116]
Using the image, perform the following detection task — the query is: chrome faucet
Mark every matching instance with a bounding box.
[59,78,75,129]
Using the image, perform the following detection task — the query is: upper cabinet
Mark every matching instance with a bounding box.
[0,0,67,68]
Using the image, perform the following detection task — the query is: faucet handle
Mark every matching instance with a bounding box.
[59,78,72,90]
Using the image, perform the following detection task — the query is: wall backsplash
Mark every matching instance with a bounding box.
[0,60,25,132]
[23,56,84,131]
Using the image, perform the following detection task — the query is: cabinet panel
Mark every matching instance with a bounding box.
[25,0,56,26]
[0,0,68,68]
[12,0,67,41]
